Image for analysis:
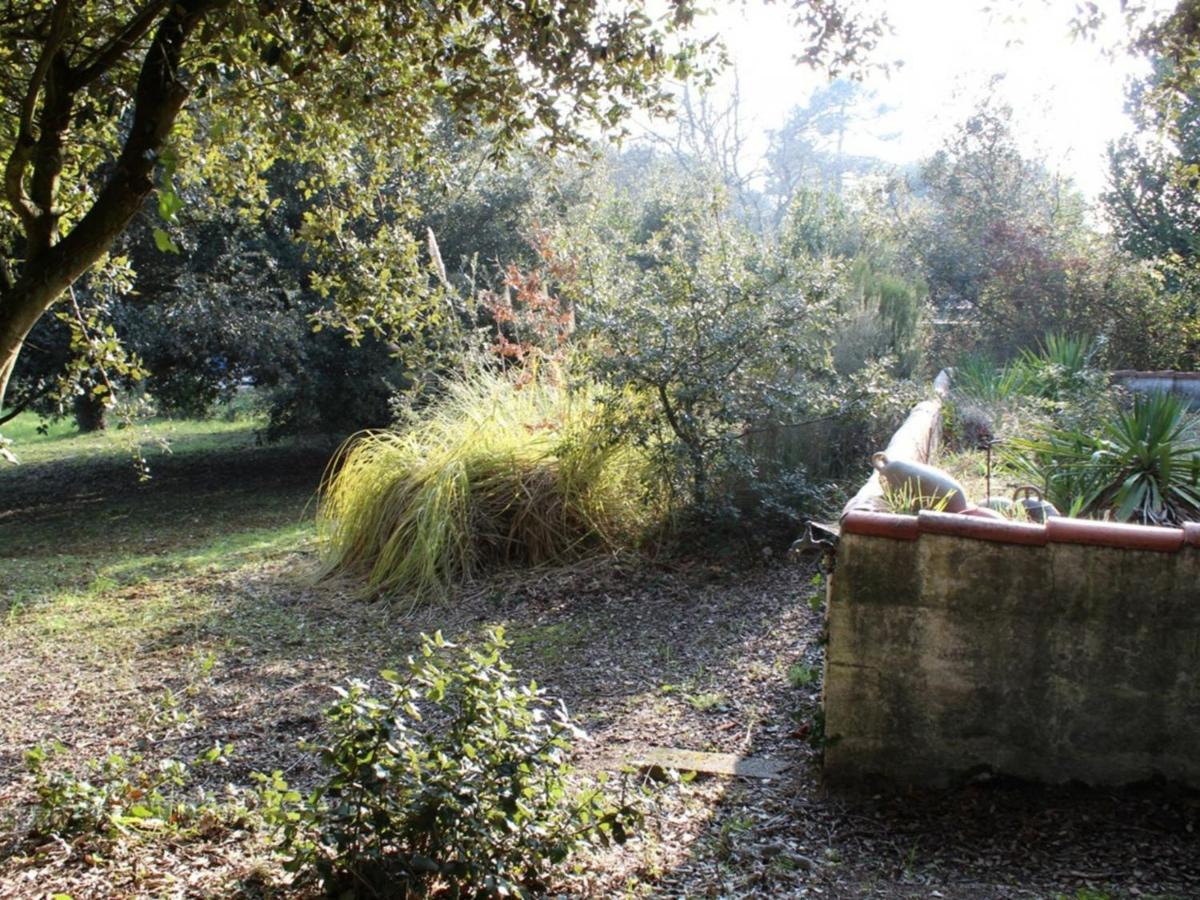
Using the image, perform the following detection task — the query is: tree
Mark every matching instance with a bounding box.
[546,173,840,516]
[0,0,880,433]
[5,125,562,435]
[914,97,1099,356]
[762,80,894,226]
[1101,57,1200,369]
[1104,59,1200,266]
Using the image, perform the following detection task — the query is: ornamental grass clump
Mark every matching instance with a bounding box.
[317,369,654,604]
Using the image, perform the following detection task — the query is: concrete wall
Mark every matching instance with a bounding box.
[824,510,1200,788]
[1111,370,1200,409]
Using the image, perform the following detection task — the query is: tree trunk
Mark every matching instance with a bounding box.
[0,279,61,416]
[73,382,108,432]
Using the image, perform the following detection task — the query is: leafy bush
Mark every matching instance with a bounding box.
[1006,391,1200,523]
[582,198,839,513]
[25,740,238,839]
[317,366,656,603]
[1015,332,1099,401]
[264,328,414,440]
[833,257,927,378]
[551,183,885,528]
[951,352,1033,406]
[264,628,643,898]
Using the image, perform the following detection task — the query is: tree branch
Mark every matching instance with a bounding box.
[29,0,227,296]
[27,52,73,258]
[4,0,71,236]
[0,380,51,426]
[69,0,172,90]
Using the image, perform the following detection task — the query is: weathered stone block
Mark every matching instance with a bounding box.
[825,529,1200,789]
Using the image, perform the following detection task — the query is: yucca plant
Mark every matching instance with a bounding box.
[952,352,1032,405]
[1038,332,1095,374]
[316,368,657,605]
[1006,391,1200,524]
[1016,332,1097,400]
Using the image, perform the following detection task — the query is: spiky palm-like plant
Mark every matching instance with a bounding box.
[1006,391,1200,524]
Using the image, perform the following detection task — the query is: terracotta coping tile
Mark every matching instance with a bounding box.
[841,509,1195,551]
[1045,516,1184,552]
[916,510,1048,546]
[841,510,919,541]
[1111,370,1200,381]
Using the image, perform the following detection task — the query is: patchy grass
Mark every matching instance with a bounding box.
[1,412,329,618]
[939,446,1005,507]
[683,690,729,713]
[505,619,588,667]
[1,410,269,467]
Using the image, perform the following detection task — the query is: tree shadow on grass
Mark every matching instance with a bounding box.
[0,431,338,614]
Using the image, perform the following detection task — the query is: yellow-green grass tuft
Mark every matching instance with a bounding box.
[316,370,656,605]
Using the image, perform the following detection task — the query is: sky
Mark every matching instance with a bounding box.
[642,0,1171,202]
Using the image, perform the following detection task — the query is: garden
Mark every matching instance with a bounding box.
[5,1,1200,897]
[935,335,1200,526]
[4,411,1200,898]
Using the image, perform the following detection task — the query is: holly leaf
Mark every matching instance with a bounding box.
[153,228,180,254]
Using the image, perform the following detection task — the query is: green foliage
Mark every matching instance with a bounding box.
[684,690,728,712]
[946,335,1108,453]
[1098,265,1200,370]
[263,628,644,898]
[0,0,882,436]
[761,83,889,227]
[520,168,925,533]
[916,99,1134,360]
[1006,391,1200,524]
[952,352,1032,406]
[317,366,656,604]
[834,256,926,377]
[24,740,238,840]
[560,183,844,516]
[1104,57,1200,268]
[879,480,953,516]
[787,662,817,688]
[759,357,920,485]
[1015,333,1098,400]
[1100,57,1200,371]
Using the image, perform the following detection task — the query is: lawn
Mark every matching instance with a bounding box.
[1,415,1197,898]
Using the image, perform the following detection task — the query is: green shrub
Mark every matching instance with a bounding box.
[951,352,1034,405]
[1006,391,1200,523]
[952,335,1097,404]
[787,662,817,688]
[1015,332,1099,401]
[317,367,656,604]
[264,628,644,898]
[559,184,888,528]
[24,740,238,839]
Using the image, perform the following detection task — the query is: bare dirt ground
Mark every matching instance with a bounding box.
[1,425,1197,899]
